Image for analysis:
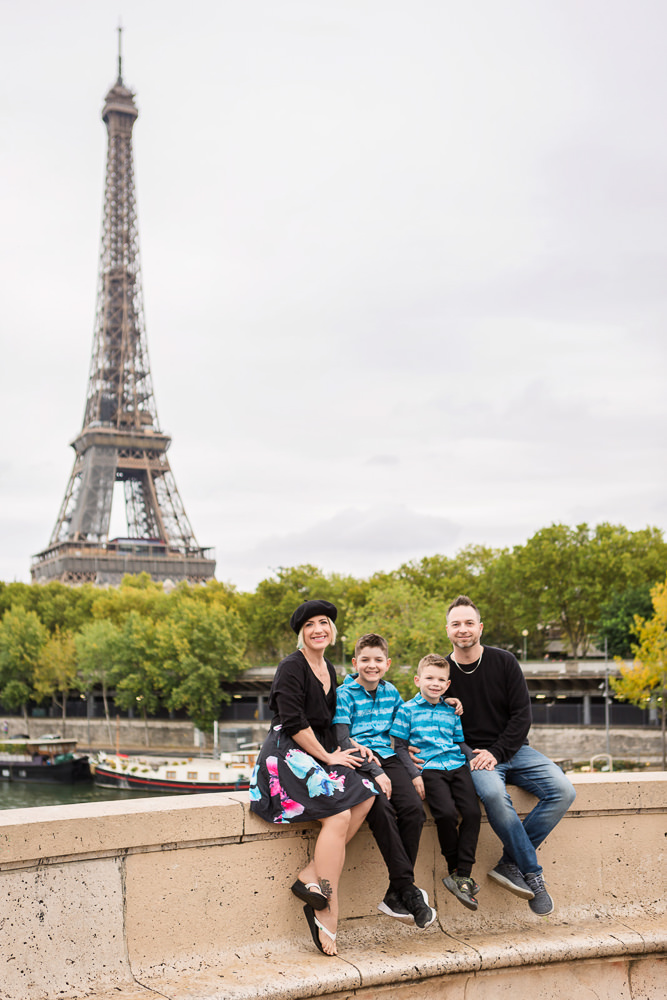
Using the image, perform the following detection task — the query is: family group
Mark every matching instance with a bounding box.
[248,596,576,956]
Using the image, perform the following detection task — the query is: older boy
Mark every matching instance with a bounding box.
[333,633,435,928]
[391,654,481,911]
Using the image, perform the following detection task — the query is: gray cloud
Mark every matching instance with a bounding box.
[1,1,666,589]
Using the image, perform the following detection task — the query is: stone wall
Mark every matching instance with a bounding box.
[0,773,665,1000]
[4,714,663,762]
[529,725,665,762]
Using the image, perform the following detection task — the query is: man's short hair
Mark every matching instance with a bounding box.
[416,653,450,677]
[446,595,480,619]
[354,632,389,657]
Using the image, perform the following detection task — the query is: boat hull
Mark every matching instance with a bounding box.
[0,757,91,784]
[93,764,249,794]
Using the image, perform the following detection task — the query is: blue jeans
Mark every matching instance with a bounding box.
[469,745,576,876]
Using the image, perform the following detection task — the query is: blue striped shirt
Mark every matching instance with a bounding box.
[333,674,403,758]
[390,693,466,771]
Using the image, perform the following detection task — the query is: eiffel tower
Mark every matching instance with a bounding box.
[32,37,215,587]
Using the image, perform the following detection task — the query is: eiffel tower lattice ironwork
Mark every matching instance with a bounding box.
[32,42,215,586]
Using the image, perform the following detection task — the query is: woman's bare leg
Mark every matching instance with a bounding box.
[296,811,349,955]
[345,795,374,844]
[299,795,375,955]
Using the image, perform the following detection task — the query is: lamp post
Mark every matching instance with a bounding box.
[604,635,610,755]
[522,629,529,661]
[341,636,347,672]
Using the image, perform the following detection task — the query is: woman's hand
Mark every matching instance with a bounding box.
[327,746,364,768]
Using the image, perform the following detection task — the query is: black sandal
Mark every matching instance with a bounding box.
[303,904,336,955]
[291,879,328,910]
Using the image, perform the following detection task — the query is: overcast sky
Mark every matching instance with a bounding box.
[1,0,666,592]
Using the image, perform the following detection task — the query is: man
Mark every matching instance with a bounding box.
[443,595,576,915]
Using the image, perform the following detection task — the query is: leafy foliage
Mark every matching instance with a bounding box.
[611,576,667,767]
[1,521,666,730]
[596,585,654,658]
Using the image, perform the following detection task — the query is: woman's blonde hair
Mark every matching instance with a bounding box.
[297,617,338,650]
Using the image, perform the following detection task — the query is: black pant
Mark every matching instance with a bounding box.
[422,765,481,878]
[366,755,426,892]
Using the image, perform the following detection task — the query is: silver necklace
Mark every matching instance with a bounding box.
[451,648,484,675]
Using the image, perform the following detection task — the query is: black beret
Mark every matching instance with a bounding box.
[290,599,338,634]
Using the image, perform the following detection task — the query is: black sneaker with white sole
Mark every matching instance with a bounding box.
[377,888,414,923]
[401,884,437,928]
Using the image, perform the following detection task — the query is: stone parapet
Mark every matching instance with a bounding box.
[0,773,665,1000]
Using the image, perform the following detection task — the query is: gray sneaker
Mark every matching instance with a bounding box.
[488,862,534,900]
[524,872,554,915]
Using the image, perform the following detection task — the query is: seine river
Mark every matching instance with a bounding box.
[0,781,165,811]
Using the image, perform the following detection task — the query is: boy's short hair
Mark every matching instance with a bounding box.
[416,653,450,677]
[354,632,389,658]
[446,595,480,619]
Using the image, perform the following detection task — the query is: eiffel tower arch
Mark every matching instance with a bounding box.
[32,40,216,587]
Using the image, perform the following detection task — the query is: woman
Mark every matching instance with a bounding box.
[249,599,377,956]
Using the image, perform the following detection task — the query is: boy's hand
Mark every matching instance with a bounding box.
[376,773,392,798]
[412,775,425,800]
[352,741,380,766]
[408,745,424,769]
[445,697,463,716]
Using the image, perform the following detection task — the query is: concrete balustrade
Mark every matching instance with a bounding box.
[0,773,665,1000]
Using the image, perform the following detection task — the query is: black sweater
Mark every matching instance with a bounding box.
[446,646,532,764]
[268,649,337,753]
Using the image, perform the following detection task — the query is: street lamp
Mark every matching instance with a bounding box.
[603,636,610,755]
[522,629,529,661]
[341,636,347,671]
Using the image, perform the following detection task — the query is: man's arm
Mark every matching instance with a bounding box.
[485,657,532,764]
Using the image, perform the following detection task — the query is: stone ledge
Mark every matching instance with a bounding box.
[0,774,665,1000]
[127,918,667,1000]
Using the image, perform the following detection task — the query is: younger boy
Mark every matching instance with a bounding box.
[391,653,482,911]
[333,633,435,928]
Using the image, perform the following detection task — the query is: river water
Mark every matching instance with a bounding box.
[0,780,165,811]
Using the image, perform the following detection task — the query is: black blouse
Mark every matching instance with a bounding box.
[268,650,337,751]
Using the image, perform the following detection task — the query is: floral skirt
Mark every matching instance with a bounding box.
[249,726,378,825]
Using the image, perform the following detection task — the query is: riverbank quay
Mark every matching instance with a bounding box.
[0,773,664,1000]
[3,716,666,765]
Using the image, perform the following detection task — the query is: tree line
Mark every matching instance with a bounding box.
[1,521,666,735]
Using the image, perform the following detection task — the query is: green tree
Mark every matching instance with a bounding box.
[596,585,654,658]
[0,606,48,730]
[157,595,247,732]
[0,582,97,635]
[110,611,161,747]
[243,565,345,665]
[33,629,78,736]
[75,619,122,742]
[611,576,667,768]
[90,573,170,627]
[512,523,667,658]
